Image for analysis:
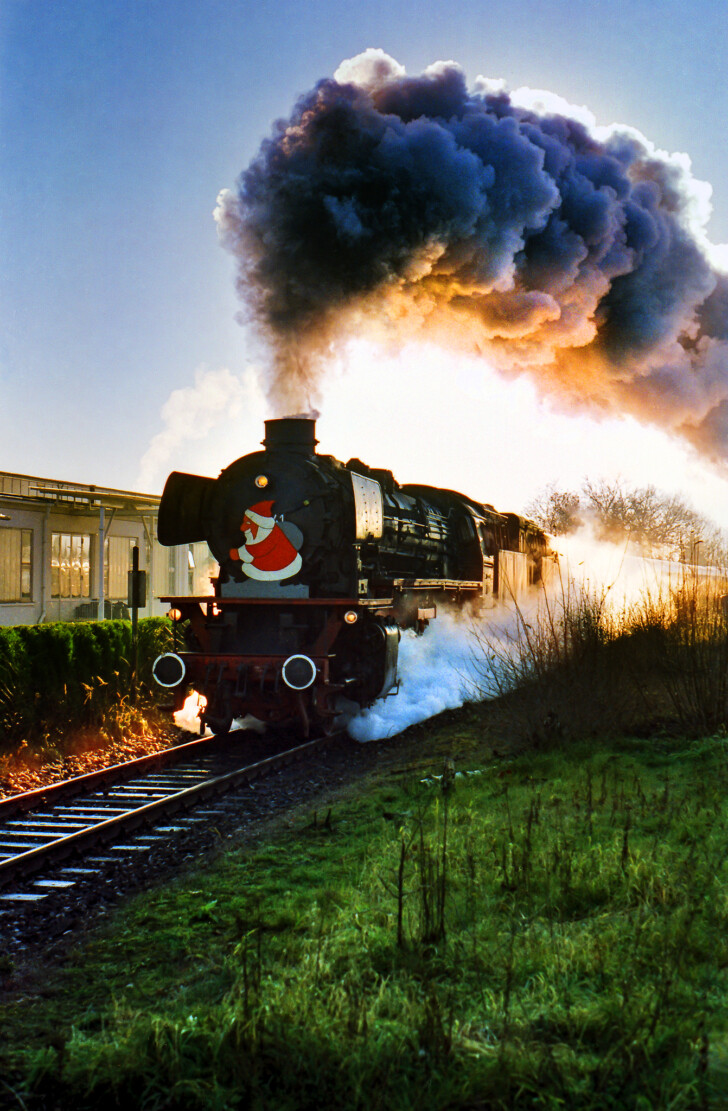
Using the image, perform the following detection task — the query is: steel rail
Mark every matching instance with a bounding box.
[0,735,328,890]
[0,734,225,820]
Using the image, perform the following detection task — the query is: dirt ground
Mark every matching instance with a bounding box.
[0,719,185,798]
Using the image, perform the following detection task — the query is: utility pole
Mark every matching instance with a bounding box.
[128,546,147,700]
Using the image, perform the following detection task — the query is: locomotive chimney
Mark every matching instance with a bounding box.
[263,417,318,454]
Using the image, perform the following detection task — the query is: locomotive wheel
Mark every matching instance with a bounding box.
[317,715,338,737]
[310,690,343,739]
[294,697,310,739]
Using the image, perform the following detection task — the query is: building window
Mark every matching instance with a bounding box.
[105,536,135,598]
[0,528,33,603]
[189,541,217,596]
[51,533,90,598]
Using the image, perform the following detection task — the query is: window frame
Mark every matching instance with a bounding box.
[0,527,33,603]
[104,535,136,599]
[51,532,91,599]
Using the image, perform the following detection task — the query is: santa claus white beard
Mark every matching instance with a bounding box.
[245,524,273,546]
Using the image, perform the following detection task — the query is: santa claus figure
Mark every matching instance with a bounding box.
[229,500,303,582]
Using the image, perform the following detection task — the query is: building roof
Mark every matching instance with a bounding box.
[0,470,160,515]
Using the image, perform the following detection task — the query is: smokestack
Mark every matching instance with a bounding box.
[263,417,318,454]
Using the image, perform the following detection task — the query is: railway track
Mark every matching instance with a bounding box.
[0,731,330,919]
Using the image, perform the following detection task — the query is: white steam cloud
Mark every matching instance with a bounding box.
[347,608,513,742]
[138,365,265,491]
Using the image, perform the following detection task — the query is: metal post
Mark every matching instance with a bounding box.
[131,545,139,699]
[40,506,50,623]
[98,506,105,620]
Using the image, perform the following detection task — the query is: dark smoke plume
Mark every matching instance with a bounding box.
[216,50,728,463]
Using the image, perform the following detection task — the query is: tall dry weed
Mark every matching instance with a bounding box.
[468,570,634,745]
[468,556,728,745]
[627,562,728,736]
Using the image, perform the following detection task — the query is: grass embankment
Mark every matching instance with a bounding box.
[3,723,728,1109]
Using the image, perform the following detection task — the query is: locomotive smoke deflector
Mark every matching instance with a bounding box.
[157,471,216,546]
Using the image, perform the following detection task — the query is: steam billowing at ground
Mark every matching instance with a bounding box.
[216,48,728,463]
[347,611,480,741]
[347,530,709,742]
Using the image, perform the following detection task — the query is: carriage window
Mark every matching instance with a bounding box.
[478,523,495,554]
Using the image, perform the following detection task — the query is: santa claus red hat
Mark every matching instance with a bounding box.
[243,501,275,526]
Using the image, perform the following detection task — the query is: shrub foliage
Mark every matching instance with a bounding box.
[0,617,172,749]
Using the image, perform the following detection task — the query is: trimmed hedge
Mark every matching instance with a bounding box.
[0,618,172,748]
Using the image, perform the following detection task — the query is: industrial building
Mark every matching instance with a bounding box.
[0,470,216,627]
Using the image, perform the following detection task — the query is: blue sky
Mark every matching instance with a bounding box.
[1,0,726,523]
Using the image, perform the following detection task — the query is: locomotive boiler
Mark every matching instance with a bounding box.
[152,418,549,736]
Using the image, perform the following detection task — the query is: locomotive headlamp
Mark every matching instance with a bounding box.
[152,652,186,688]
[344,610,358,624]
[255,474,269,488]
[281,654,317,690]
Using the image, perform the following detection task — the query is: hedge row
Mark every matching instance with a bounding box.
[0,618,173,748]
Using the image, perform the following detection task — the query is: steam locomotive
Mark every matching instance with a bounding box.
[152,418,550,736]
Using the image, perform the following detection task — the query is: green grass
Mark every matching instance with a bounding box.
[3,726,728,1109]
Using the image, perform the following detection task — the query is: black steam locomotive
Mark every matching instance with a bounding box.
[152,418,550,736]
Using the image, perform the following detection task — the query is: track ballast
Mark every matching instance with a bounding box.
[0,729,336,957]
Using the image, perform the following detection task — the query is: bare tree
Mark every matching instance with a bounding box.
[524,483,582,536]
[527,478,726,563]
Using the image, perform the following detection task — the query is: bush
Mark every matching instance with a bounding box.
[135,616,173,694]
[0,626,33,741]
[0,617,173,750]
